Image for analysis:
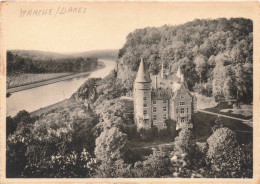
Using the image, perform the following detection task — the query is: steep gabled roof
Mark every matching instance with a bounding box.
[135,59,151,83]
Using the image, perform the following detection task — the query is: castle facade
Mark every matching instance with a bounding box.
[133,59,197,130]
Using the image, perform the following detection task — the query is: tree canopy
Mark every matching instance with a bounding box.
[117,18,253,103]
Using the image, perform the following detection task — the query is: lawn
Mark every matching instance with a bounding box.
[204,101,253,120]
[196,93,253,120]
[193,111,252,146]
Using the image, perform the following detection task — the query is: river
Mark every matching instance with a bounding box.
[7,59,116,117]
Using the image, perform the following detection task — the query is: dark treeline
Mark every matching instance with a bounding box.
[7,51,98,74]
[117,18,253,103]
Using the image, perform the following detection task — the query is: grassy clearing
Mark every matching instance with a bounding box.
[220,108,253,118]
[195,93,217,110]
[204,101,253,120]
[193,111,252,146]
[196,93,252,120]
[7,73,72,88]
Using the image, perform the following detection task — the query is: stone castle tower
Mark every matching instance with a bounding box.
[133,58,152,130]
[134,59,197,131]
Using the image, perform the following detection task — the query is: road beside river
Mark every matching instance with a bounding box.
[7,59,116,117]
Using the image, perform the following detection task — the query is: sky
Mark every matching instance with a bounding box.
[0,1,256,53]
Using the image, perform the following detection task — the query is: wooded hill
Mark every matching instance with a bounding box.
[7,51,98,74]
[6,49,118,74]
[116,18,253,103]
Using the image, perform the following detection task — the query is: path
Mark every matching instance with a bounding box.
[7,72,91,93]
[133,135,210,150]
[197,109,253,127]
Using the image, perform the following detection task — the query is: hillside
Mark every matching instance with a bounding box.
[9,49,119,61]
[71,49,119,60]
[7,51,98,74]
[116,18,253,103]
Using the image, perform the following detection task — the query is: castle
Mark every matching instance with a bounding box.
[133,59,197,130]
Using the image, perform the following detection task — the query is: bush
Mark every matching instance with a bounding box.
[206,128,252,178]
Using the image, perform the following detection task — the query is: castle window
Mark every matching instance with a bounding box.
[176,108,178,114]
[163,123,167,127]
[163,106,167,111]
[153,100,156,104]
[153,107,156,112]
[143,110,147,115]
[187,108,189,113]
[181,108,184,114]
[143,104,147,107]
[153,115,157,120]
[163,114,167,120]
[181,117,185,123]
[187,117,189,122]
[163,100,167,103]
[180,101,185,105]
[143,97,147,101]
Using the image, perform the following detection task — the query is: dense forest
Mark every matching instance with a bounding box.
[6,18,253,178]
[117,18,253,103]
[7,51,98,74]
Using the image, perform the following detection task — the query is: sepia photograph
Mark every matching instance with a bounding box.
[0,1,259,182]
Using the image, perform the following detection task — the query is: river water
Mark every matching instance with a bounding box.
[7,59,116,117]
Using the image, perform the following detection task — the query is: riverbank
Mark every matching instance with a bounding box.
[30,99,69,117]
[7,72,91,93]
[7,62,105,94]
[7,59,115,117]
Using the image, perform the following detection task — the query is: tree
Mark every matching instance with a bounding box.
[211,116,224,132]
[94,127,128,162]
[133,149,172,178]
[206,128,252,178]
[173,128,195,155]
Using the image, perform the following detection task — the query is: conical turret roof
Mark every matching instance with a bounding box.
[176,65,185,83]
[135,59,151,83]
